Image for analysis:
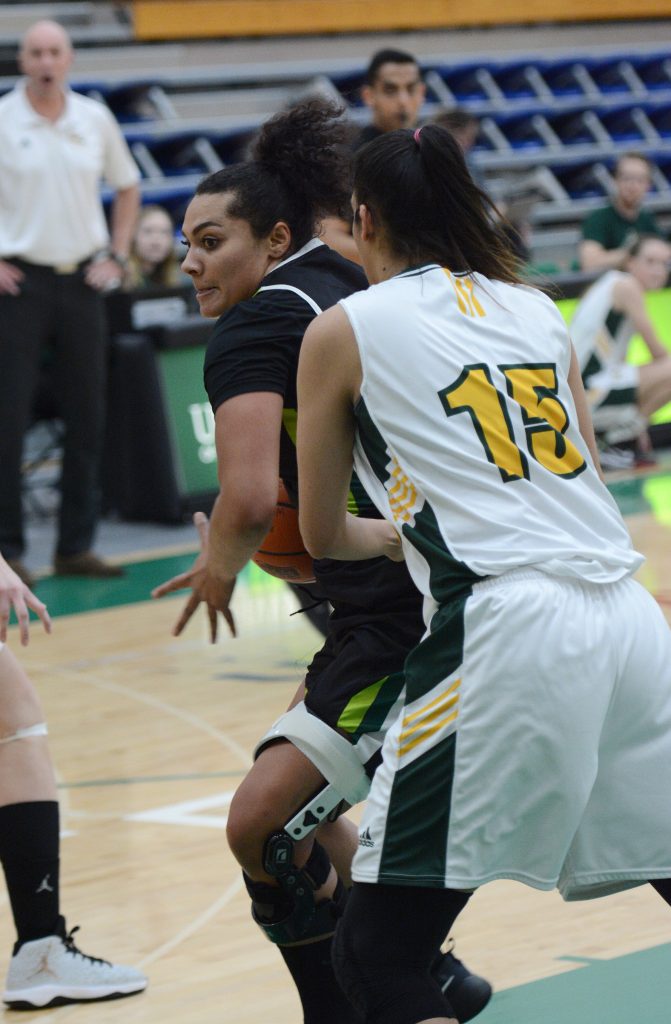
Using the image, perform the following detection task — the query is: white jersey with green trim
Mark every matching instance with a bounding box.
[569,270,634,373]
[339,264,642,613]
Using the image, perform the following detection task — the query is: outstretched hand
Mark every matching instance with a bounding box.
[151,512,237,642]
[0,559,51,646]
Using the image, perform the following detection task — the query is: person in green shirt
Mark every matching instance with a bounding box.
[580,152,662,273]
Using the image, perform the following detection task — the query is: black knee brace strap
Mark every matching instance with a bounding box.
[244,839,338,945]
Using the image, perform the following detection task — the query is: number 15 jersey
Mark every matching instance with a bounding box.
[339,264,642,611]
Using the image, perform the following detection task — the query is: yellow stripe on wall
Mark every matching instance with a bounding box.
[133,0,668,40]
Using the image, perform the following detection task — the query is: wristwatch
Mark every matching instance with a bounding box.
[110,251,129,270]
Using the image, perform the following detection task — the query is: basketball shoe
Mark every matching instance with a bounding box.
[3,918,147,1009]
[432,941,493,1022]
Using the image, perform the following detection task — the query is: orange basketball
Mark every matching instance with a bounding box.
[252,481,315,584]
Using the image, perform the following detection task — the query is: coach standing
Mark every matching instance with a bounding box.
[0,20,140,586]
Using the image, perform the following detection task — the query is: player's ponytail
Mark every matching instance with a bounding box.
[353,125,522,284]
[195,100,349,253]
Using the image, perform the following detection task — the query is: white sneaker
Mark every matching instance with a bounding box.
[3,925,147,1009]
[597,443,635,471]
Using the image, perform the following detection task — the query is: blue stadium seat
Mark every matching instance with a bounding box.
[647,102,671,139]
[551,160,608,200]
[634,54,671,93]
[104,81,166,123]
[433,62,493,103]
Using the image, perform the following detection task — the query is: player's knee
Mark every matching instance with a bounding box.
[227,779,320,878]
[0,656,45,731]
[0,722,48,747]
[226,789,271,875]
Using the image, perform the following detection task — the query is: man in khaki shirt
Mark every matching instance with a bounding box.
[0,19,140,585]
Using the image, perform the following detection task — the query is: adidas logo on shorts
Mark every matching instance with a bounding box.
[358,827,375,848]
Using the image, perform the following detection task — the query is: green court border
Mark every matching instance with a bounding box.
[476,941,671,1023]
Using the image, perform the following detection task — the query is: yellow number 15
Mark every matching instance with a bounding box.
[439,362,586,482]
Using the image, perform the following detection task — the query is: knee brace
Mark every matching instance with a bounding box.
[246,705,367,946]
[0,723,48,746]
[255,703,371,842]
[244,839,346,946]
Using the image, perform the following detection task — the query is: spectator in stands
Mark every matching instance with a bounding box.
[0,19,140,587]
[124,205,183,290]
[355,47,425,148]
[579,152,662,274]
[322,47,425,260]
[570,234,671,467]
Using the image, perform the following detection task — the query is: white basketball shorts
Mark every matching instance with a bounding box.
[352,569,671,901]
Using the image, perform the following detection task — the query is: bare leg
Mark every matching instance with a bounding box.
[0,645,61,945]
[228,739,331,881]
[0,646,56,806]
[638,359,671,420]
[317,816,358,888]
[227,738,361,1023]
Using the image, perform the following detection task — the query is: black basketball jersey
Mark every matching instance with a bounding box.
[204,239,370,508]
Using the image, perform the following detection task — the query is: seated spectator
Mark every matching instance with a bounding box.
[124,205,182,289]
[570,235,671,466]
[579,153,663,274]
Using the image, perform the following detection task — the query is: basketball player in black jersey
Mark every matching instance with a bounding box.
[153,101,491,1024]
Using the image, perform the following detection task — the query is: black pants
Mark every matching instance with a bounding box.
[0,260,108,559]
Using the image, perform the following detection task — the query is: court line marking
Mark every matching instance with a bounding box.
[138,874,246,968]
[51,668,254,768]
[124,791,235,829]
[59,769,246,788]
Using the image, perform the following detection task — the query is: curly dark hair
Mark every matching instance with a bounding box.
[195,100,350,253]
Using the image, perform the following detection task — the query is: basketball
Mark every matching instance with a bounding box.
[252,480,315,584]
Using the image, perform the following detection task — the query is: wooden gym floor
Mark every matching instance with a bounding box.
[2,457,671,1023]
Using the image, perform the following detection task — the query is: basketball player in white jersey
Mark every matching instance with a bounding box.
[296,123,671,1024]
[569,234,671,460]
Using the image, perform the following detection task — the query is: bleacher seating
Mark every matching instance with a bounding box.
[0,39,669,270]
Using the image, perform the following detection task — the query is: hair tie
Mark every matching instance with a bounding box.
[413,127,422,146]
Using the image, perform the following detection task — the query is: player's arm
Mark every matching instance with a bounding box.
[567,342,604,480]
[612,275,669,360]
[297,306,401,561]
[152,391,283,639]
[208,391,283,577]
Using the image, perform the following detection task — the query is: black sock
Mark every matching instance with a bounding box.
[279,936,364,1024]
[0,801,61,947]
[650,878,671,905]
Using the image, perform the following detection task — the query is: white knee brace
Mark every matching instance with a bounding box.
[255,703,371,842]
